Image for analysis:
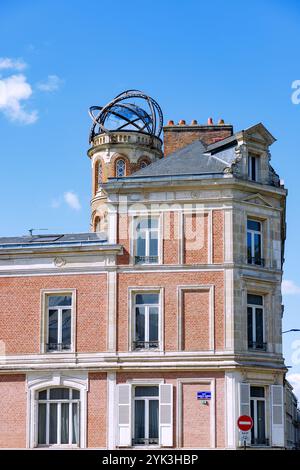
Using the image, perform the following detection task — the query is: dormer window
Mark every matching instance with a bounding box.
[116,159,126,177]
[248,154,259,181]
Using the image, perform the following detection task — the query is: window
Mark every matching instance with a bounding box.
[135,217,159,264]
[116,159,126,177]
[37,387,80,446]
[250,386,267,446]
[133,293,159,350]
[140,160,149,169]
[248,154,259,181]
[133,386,159,445]
[247,219,264,266]
[97,161,102,187]
[247,294,266,350]
[46,295,72,352]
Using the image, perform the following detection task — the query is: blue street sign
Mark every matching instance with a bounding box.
[197,391,211,400]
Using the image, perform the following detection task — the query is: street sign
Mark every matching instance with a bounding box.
[197,391,211,400]
[237,415,253,432]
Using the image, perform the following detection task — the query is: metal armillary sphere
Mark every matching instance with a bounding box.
[88,90,163,143]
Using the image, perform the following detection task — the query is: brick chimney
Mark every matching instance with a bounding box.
[163,118,233,156]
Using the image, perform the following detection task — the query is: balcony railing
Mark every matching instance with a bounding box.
[247,257,265,267]
[248,341,267,351]
[132,438,159,446]
[135,255,159,264]
[251,438,269,446]
[133,341,159,350]
[46,342,71,352]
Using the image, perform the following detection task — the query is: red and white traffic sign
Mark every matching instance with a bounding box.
[237,415,253,432]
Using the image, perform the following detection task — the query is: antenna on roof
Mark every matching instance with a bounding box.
[28,228,48,237]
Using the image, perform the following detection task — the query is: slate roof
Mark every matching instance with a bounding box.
[0,232,108,249]
[119,140,236,179]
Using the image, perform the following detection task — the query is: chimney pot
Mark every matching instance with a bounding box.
[191,119,198,125]
[179,119,186,125]
[207,117,213,125]
[167,120,174,126]
[218,118,225,125]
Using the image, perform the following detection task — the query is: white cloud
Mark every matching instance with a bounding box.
[0,57,27,71]
[282,280,300,295]
[37,74,63,92]
[287,373,300,399]
[0,73,38,124]
[64,191,81,211]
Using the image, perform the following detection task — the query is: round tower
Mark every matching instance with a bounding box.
[87,90,163,232]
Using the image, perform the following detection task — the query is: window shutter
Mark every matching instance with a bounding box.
[239,383,251,445]
[117,384,131,447]
[271,385,284,447]
[159,384,173,447]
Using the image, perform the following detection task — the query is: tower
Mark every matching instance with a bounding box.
[87,90,163,233]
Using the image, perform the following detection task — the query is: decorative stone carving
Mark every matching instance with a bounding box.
[53,257,66,267]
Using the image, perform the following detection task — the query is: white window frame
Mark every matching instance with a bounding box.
[250,386,268,446]
[247,294,265,350]
[40,289,76,354]
[248,154,259,181]
[128,287,164,352]
[133,293,160,351]
[247,218,263,264]
[134,215,160,265]
[132,385,159,446]
[37,387,80,447]
[27,371,88,449]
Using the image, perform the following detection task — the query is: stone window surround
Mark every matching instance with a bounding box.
[40,289,77,354]
[127,287,164,353]
[26,371,88,449]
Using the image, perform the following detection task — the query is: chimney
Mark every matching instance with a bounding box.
[163,118,233,156]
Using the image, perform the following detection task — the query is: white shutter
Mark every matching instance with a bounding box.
[159,384,173,447]
[239,383,251,445]
[117,384,132,447]
[271,385,284,447]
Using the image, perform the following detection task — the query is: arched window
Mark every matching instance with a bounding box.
[37,387,80,446]
[95,160,102,193]
[94,216,101,232]
[116,159,126,177]
[140,159,149,169]
[97,161,103,186]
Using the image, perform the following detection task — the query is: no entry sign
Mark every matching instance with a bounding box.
[237,415,253,432]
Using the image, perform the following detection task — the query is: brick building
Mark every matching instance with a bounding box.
[0,91,288,448]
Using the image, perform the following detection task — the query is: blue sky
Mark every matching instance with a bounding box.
[1,0,300,395]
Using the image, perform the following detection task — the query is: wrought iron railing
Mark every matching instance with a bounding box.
[132,438,159,446]
[248,341,267,351]
[46,343,71,352]
[251,437,269,446]
[133,341,159,350]
[247,257,265,267]
[135,256,159,264]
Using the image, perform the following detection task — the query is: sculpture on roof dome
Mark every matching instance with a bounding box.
[88,89,163,143]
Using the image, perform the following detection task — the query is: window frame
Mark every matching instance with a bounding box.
[133,215,160,265]
[133,293,160,351]
[248,154,260,182]
[128,287,164,352]
[115,158,126,177]
[37,387,80,447]
[247,218,264,266]
[40,289,76,354]
[250,385,268,446]
[247,294,266,351]
[132,385,159,446]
